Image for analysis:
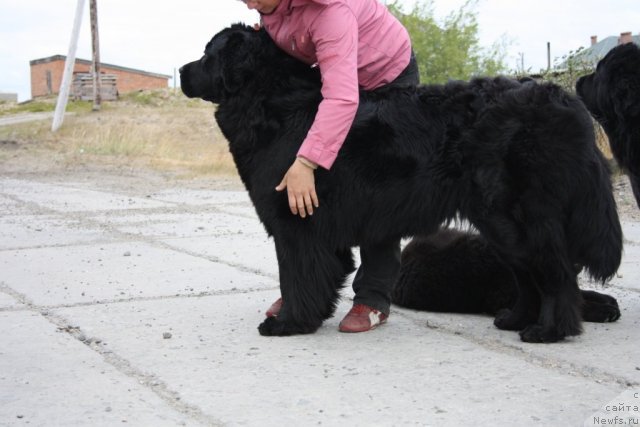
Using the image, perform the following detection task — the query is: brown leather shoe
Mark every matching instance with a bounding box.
[338,304,388,333]
[265,297,282,317]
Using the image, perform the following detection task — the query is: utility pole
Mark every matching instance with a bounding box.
[90,0,101,111]
[518,52,525,74]
[52,0,86,132]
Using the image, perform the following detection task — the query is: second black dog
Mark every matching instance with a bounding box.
[577,42,640,207]
[392,229,621,323]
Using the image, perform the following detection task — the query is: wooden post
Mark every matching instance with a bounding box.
[90,0,101,111]
[547,42,551,72]
[52,0,86,132]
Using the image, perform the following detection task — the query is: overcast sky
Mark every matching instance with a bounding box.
[1,0,638,102]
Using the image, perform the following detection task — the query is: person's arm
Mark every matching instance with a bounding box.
[276,4,359,218]
[297,3,360,170]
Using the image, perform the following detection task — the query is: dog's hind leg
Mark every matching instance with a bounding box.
[518,239,583,343]
[258,236,351,336]
[474,216,582,342]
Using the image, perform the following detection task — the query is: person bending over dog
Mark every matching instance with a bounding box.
[239,0,419,332]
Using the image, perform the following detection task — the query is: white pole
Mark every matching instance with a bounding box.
[52,0,86,132]
[90,0,101,111]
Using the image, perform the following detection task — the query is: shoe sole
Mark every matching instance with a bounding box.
[338,319,387,333]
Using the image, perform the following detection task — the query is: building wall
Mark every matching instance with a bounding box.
[30,57,169,98]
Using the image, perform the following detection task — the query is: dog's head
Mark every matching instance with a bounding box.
[180,24,266,103]
[576,42,640,121]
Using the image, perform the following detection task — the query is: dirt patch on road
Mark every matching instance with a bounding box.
[0,138,244,198]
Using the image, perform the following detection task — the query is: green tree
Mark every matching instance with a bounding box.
[388,0,508,84]
[537,46,595,93]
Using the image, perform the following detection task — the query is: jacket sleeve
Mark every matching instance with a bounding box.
[296,3,359,170]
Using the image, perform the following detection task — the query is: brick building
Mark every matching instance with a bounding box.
[556,31,640,69]
[29,55,172,99]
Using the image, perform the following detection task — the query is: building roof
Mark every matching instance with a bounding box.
[29,55,172,80]
[558,34,640,69]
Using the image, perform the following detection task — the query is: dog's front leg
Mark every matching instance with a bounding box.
[494,267,539,331]
[258,234,345,336]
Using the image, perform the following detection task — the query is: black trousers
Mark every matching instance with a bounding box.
[352,53,420,315]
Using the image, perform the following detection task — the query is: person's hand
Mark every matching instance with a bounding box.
[275,159,319,218]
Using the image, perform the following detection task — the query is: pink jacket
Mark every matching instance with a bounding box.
[261,0,412,169]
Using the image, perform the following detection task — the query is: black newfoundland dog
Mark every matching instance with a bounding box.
[392,228,621,323]
[577,42,640,208]
[181,24,623,342]
[393,45,640,325]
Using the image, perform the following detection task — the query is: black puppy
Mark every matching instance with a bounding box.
[181,25,622,342]
[577,42,640,207]
[392,229,621,323]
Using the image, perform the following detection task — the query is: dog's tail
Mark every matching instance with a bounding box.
[569,156,623,282]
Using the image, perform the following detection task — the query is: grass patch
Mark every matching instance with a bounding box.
[0,90,237,177]
[0,98,94,116]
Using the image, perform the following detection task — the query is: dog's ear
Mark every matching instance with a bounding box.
[220,31,255,93]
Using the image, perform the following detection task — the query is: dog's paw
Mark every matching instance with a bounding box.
[581,291,621,323]
[257,316,319,337]
[494,309,530,331]
[258,317,290,336]
[519,324,565,343]
[603,304,621,322]
[597,293,619,306]
[583,303,621,323]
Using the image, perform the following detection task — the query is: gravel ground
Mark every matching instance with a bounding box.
[1,138,637,222]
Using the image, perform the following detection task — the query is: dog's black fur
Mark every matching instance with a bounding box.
[577,42,640,207]
[392,229,621,323]
[393,46,639,326]
[180,24,623,342]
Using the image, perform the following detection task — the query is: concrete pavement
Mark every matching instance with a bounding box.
[0,174,638,426]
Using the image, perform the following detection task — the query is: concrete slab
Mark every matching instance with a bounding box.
[162,234,279,278]
[0,178,170,212]
[0,215,112,250]
[394,284,640,387]
[0,242,276,307]
[149,189,251,206]
[93,211,266,239]
[0,311,203,426]
[0,194,33,216]
[617,241,640,291]
[623,222,640,244]
[0,288,22,309]
[56,293,625,427]
[0,174,638,426]
[162,236,362,281]
[216,204,259,218]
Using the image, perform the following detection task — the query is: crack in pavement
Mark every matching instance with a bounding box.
[393,308,639,389]
[0,282,224,427]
